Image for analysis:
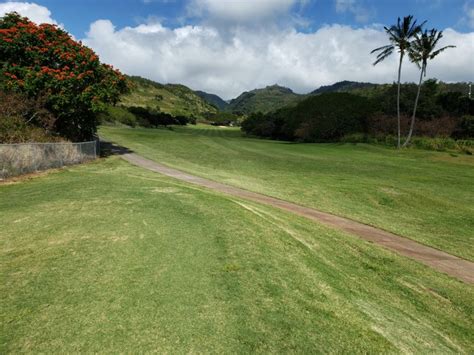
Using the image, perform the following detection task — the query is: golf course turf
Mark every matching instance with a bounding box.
[1,157,473,352]
[100,125,474,262]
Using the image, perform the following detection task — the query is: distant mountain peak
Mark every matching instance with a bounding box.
[228,84,301,114]
[194,90,229,111]
[311,80,377,95]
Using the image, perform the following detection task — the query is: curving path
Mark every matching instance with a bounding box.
[120,151,474,284]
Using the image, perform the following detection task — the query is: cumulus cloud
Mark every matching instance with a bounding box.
[0,1,57,24]
[335,0,373,23]
[2,1,473,99]
[187,0,305,24]
[83,19,474,99]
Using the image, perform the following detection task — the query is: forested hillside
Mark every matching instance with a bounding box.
[227,85,302,114]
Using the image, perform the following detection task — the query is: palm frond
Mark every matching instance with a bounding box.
[373,47,394,65]
[407,28,455,76]
[370,44,393,54]
[371,16,426,66]
[429,45,456,59]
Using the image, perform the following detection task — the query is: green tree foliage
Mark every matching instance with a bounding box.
[242,93,376,142]
[126,106,194,127]
[241,87,473,142]
[0,12,128,141]
[437,92,472,116]
[453,116,474,139]
[207,112,239,126]
[371,80,472,120]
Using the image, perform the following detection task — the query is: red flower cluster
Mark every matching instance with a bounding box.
[4,72,17,79]
[1,11,128,139]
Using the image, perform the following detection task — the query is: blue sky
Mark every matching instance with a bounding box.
[11,0,473,37]
[1,0,473,98]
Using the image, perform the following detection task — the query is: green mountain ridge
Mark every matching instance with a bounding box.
[119,76,471,118]
[227,84,302,114]
[194,90,229,110]
[311,80,378,95]
[120,76,218,119]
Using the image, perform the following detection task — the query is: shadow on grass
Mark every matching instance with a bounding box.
[99,140,134,157]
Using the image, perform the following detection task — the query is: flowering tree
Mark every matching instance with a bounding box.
[0,12,128,141]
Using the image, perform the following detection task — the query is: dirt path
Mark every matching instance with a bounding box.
[121,152,474,284]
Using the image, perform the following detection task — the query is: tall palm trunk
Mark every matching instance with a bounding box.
[396,54,403,149]
[403,67,424,147]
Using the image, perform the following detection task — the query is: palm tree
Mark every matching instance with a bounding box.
[402,29,455,147]
[371,16,424,148]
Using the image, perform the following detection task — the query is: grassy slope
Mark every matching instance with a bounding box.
[1,158,473,352]
[120,77,217,119]
[100,125,474,261]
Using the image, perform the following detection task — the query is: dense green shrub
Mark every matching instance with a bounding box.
[341,133,473,154]
[242,82,474,146]
[291,93,374,141]
[409,137,473,154]
[207,112,239,126]
[437,92,473,116]
[126,106,192,127]
[452,116,474,139]
[242,93,376,142]
[368,80,472,120]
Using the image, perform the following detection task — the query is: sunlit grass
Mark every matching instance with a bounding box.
[100,125,474,261]
[1,157,473,352]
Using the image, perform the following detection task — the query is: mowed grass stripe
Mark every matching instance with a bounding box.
[100,125,474,261]
[1,157,473,352]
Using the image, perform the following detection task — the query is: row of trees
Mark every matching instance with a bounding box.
[98,105,197,127]
[242,93,374,141]
[126,106,194,127]
[371,16,455,148]
[241,83,473,143]
[0,12,128,142]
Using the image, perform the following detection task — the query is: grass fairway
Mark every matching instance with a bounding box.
[100,125,474,261]
[1,158,473,352]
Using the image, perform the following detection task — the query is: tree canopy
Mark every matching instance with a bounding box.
[0,12,128,141]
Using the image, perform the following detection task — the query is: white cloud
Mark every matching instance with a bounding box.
[83,20,474,99]
[2,2,473,100]
[0,1,57,25]
[188,0,304,23]
[335,0,372,23]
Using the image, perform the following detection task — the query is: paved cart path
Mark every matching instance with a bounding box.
[120,152,474,284]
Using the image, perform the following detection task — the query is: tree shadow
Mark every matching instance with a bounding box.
[99,141,134,157]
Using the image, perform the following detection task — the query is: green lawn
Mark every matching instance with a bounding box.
[100,125,474,261]
[1,158,473,352]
